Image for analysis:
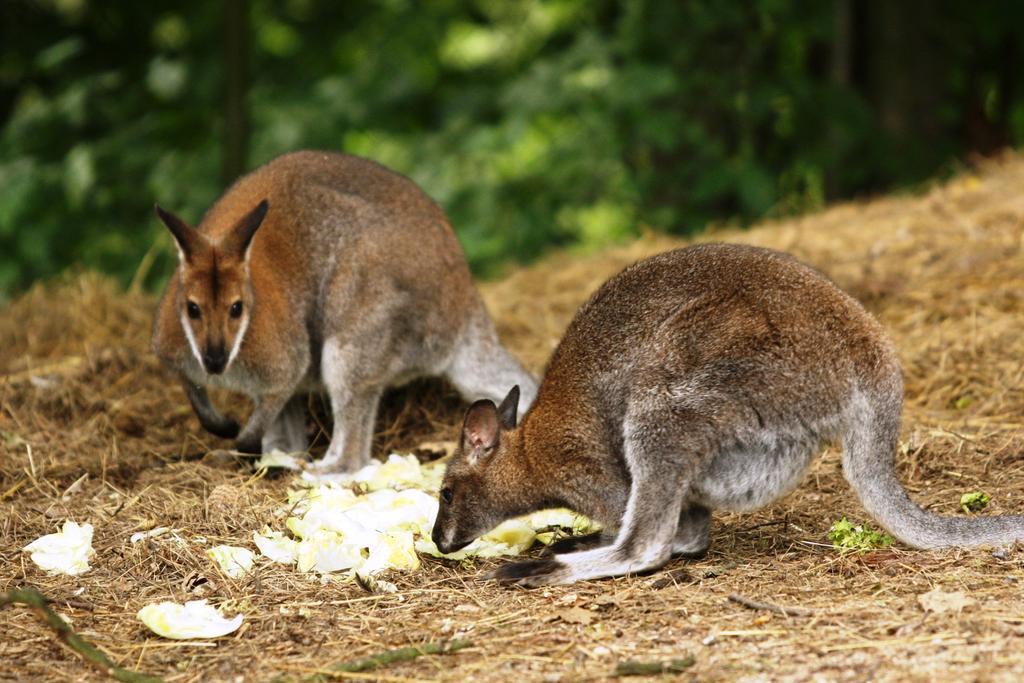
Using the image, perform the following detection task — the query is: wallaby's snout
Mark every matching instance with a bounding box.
[431,524,458,555]
[439,539,472,554]
[430,525,444,551]
[202,345,228,375]
[431,491,472,554]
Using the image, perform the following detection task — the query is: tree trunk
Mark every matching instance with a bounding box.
[222,0,249,186]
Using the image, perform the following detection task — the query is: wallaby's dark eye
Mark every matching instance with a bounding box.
[440,487,454,505]
[186,301,201,319]
[229,300,243,318]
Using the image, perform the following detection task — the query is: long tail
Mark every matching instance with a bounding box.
[841,385,1024,549]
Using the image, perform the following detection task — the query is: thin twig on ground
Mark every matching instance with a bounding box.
[728,593,815,617]
[0,586,164,683]
[298,639,473,681]
[614,656,696,676]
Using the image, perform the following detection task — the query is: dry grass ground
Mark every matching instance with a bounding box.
[2,152,1024,682]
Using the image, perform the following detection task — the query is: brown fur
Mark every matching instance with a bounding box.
[153,151,536,468]
[432,243,1024,586]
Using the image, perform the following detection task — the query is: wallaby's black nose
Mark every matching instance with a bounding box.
[203,349,227,374]
[432,525,472,555]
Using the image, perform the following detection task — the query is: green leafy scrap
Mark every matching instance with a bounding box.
[960,491,990,513]
[828,518,894,552]
[954,395,975,410]
[1,430,25,447]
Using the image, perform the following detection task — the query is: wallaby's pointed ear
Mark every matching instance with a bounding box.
[497,385,520,430]
[462,399,500,463]
[155,204,201,262]
[222,199,269,259]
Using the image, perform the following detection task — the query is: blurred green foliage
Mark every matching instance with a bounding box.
[1,0,1023,297]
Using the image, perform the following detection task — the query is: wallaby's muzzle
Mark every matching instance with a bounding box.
[203,347,228,375]
[431,523,472,555]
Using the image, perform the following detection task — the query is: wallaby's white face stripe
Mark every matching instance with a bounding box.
[220,255,255,374]
[225,310,249,372]
[179,309,204,370]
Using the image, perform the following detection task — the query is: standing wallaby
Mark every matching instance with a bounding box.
[431,243,1024,586]
[152,150,537,471]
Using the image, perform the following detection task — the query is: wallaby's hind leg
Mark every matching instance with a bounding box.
[261,395,308,454]
[493,410,704,586]
[445,316,538,414]
[313,336,384,473]
[316,386,381,473]
[672,504,710,557]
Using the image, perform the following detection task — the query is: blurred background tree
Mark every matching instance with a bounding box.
[1,0,1022,297]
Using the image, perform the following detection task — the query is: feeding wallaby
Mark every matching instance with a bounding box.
[152,150,537,471]
[432,243,1024,586]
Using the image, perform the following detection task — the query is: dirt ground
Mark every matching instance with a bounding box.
[2,152,1024,682]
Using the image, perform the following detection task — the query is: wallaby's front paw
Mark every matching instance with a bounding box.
[235,437,263,454]
[488,558,568,587]
[206,419,241,440]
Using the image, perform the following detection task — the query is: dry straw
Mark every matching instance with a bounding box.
[2,152,1024,681]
